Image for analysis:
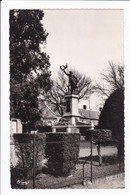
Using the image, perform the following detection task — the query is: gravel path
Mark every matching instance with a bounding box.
[79,146,117,158]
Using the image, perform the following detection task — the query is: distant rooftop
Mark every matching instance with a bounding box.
[41,105,100,120]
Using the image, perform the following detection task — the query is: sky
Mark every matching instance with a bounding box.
[42,9,124,110]
[43,10,123,78]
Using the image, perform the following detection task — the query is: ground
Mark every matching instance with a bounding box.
[63,173,125,189]
[79,141,117,157]
[24,142,124,189]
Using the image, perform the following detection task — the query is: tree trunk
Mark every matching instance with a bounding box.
[97,143,102,166]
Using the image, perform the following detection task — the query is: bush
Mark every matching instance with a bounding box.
[37,126,52,133]
[12,133,46,186]
[45,133,80,177]
[98,89,124,160]
[83,129,112,142]
[92,129,112,142]
[11,167,23,189]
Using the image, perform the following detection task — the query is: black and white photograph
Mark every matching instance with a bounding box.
[1,1,130,193]
[9,8,124,189]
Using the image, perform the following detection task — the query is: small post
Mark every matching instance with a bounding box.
[90,121,94,183]
[33,134,35,189]
[67,125,71,133]
[82,163,86,186]
[52,126,56,133]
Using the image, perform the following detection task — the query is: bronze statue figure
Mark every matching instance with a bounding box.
[60,64,78,94]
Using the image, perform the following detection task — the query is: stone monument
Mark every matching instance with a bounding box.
[60,64,80,126]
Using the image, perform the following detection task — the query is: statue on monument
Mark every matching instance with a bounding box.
[60,64,78,94]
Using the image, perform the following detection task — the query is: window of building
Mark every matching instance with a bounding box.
[83,105,87,110]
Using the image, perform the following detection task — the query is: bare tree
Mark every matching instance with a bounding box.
[75,69,93,99]
[94,62,124,99]
[43,68,93,116]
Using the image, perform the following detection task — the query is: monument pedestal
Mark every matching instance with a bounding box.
[63,94,80,126]
[52,93,80,133]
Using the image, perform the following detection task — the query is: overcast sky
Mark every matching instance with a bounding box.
[42,9,124,110]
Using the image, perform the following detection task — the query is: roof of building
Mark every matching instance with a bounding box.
[39,100,100,120]
[41,105,60,119]
[41,106,99,120]
[79,109,100,120]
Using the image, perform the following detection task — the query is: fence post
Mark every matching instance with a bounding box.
[33,134,36,189]
[82,163,86,186]
[90,122,94,183]
[90,130,93,182]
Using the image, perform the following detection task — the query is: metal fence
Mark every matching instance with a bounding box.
[10,134,124,189]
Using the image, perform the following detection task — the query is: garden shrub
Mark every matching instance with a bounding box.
[92,129,112,142]
[12,133,46,186]
[83,129,112,142]
[45,133,80,177]
[98,89,124,160]
[37,126,52,133]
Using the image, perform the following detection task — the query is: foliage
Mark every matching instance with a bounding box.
[45,133,80,177]
[98,88,124,160]
[12,133,46,184]
[10,10,52,125]
[92,129,112,142]
[94,62,124,99]
[95,62,124,159]
[83,129,112,142]
[10,78,40,124]
[98,89,124,135]
[44,68,93,116]
[93,129,112,140]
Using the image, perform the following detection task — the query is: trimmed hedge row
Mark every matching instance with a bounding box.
[11,133,80,187]
[85,129,112,142]
[45,133,80,177]
[92,129,112,142]
[11,133,46,188]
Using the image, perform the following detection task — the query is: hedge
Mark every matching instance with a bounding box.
[45,133,80,177]
[84,129,112,142]
[11,133,46,188]
[37,126,52,133]
[92,129,112,142]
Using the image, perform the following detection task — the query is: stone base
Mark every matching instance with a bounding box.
[52,125,80,133]
[66,126,80,133]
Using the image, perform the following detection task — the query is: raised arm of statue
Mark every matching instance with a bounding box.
[60,64,70,77]
[60,64,78,94]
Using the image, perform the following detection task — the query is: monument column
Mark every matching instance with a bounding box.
[63,94,80,126]
[60,64,80,126]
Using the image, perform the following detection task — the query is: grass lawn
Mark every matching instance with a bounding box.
[13,142,124,189]
[24,155,124,189]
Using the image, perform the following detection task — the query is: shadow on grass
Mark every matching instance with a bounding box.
[78,155,119,166]
[42,155,124,178]
[42,166,72,178]
[42,167,52,175]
